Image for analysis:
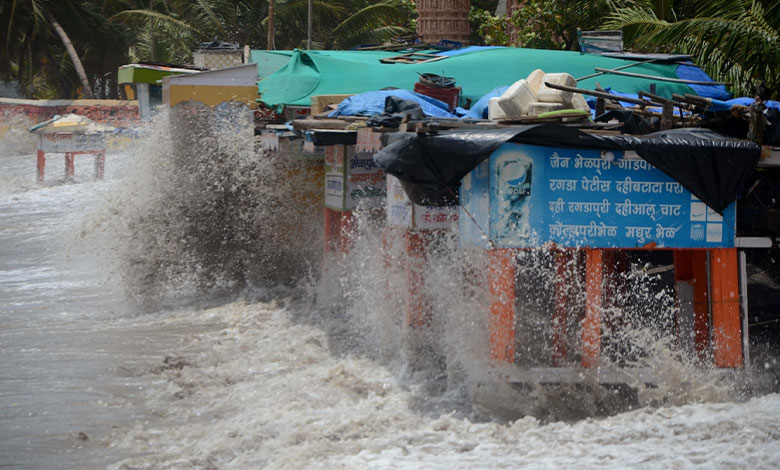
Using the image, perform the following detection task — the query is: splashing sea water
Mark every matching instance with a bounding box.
[1,107,778,469]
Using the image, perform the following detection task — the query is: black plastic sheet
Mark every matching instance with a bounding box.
[373,124,761,213]
[365,96,426,128]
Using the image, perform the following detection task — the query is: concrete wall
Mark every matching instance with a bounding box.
[0,98,140,127]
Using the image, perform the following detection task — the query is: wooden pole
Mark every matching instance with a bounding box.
[405,230,432,328]
[267,0,275,50]
[582,248,603,368]
[307,0,313,49]
[64,152,75,180]
[543,81,660,108]
[709,248,743,367]
[94,150,105,180]
[488,248,516,362]
[37,150,46,183]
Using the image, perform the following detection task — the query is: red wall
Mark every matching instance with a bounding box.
[0,98,139,127]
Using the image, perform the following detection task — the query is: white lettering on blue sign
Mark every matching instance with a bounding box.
[469,143,736,248]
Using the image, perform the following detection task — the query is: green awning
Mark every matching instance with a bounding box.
[257,47,710,109]
[117,64,198,85]
[249,50,296,80]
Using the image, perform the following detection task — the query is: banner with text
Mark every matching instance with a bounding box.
[459,143,736,249]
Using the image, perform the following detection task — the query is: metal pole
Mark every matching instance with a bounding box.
[307,0,313,49]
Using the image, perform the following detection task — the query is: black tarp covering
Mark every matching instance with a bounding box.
[373,124,760,213]
[366,96,426,128]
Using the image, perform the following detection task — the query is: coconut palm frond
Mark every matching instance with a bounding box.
[607,0,780,97]
[332,2,407,39]
[110,9,196,32]
[176,0,227,38]
[335,25,408,49]
[274,0,347,27]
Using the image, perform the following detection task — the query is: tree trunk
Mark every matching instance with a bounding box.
[43,8,94,99]
[267,0,275,50]
[307,0,312,49]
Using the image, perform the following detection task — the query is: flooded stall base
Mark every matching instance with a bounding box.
[1,107,779,469]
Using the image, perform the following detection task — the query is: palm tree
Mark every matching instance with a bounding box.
[270,0,409,49]
[331,0,409,49]
[605,0,780,97]
[0,0,100,97]
[109,1,272,61]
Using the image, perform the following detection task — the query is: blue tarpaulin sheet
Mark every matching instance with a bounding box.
[706,97,780,113]
[328,89,458,118]
[462,85,509,120]
[676,64,732,99]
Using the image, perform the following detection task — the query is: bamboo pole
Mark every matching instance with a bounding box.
[593,68,730,86]
[576,59,658,82]
[543,82,660,107]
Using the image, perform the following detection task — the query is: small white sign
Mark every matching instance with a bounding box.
[690,201,707,221]
[706,223,723,243]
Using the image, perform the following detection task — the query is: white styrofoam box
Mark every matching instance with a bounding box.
[536,73,576,105]
[526,69,545,93]
[529,102,564,115]
[571,92,591,113]
[496,79,536,118]
[488,97,508,120]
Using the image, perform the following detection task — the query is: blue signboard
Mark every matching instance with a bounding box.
[460,143,736,249]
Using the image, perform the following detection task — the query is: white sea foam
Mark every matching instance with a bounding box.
[3,103,778,469]
[105,300,780,469]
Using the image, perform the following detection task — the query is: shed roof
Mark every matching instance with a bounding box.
[255,47,730,109]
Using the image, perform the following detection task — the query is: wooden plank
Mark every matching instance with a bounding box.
[290,119,352,130]
[379,52,446,64]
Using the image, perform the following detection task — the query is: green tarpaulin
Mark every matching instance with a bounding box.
[256,47,710,110]
[249,50,297,80]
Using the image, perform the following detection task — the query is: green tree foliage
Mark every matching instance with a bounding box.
[605,0,780,97]
[269,0,409,49]
[1,0,130,98]
[468,0,498,45]
[476,0,629,50]
[0,0,410,98]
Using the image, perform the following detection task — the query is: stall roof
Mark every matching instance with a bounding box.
[373,125,759,213]
[28,113,113,134]
[255,47,731,109]
[118,63,202,85]
[249,50,300,80]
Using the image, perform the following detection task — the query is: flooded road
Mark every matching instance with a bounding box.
[1,117,778,469]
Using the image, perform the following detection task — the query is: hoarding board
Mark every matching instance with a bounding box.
[38,133,106,153]
[460,142,736,249]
